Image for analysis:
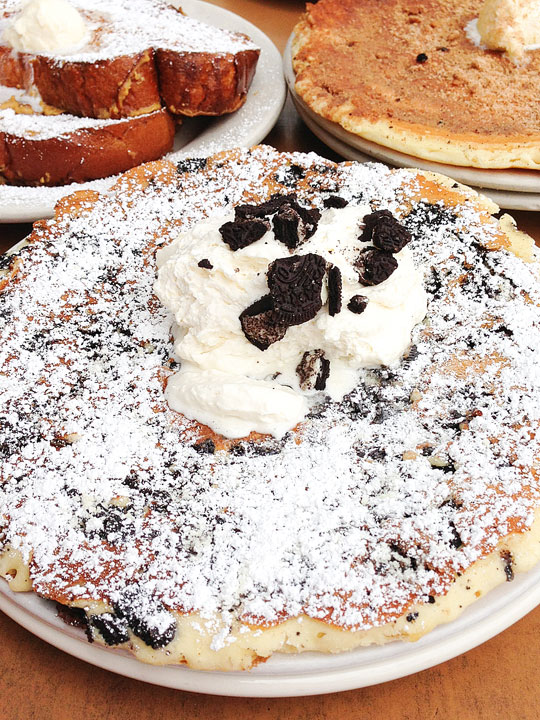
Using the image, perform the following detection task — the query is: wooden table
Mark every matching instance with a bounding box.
[1,2,539,718]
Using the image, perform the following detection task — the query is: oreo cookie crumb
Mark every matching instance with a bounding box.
[273,206,303,249]
[347,295,368,314]
[361,210,412,253]
[197,259,213,269]
[296,349,331,391]
[240,294,287,350]
[91,613,130,646]
[0,254,13,271]
[176,157,207,174]
[328,265,342,316]
[113,587,176,650]
[235,193,297,220]
[323,195,349,209]
[500,550,514,582]
[219,218,268,251]
[193,438,216,454]
[267,254,326,326]
[355,247,398,286]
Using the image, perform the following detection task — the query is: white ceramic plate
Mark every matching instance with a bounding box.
[2,230,540,700]
[0,1,286,223]
[2,561,540,696]
[284,36,540,211]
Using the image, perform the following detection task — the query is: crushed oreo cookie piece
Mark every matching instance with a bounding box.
[113,586,176,650]
[323,195,349,209]
[296,349,331,391]
[219,218,268,251]
[448,521,463,549]
[500,550,514,582]
[273,205,304,250]
[197,258,213,269]
[0,254,13,271]
[347,295,368,314]
[361,210,412,253]
[192,438,215,454]
[239,294,287,350]
[55,603,93,643]
[176,157,207,174]
[355,247,398,286]
[91,613,130,646]
[327,265,342,316]
[234,195,320,248]
[267,254,326,326]
[293,202,321,240]
[234,193,297,220]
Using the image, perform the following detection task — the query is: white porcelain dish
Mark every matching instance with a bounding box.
[1,563,540,697]
[0,1,286,223]
[284,36,540,211]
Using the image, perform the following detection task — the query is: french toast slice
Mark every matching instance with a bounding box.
[0,0,260,119]
[0,87,175,185]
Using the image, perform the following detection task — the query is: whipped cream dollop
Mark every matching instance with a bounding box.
[4,0,90,54]
[155,203,427,439]
[467,0,540,59]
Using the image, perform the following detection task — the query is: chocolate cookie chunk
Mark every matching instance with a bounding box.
[239,294,288,350]
[219,218,268,251]
[91,613,130,646]
[323,195,349,209]
[355,247,398,286]
[361,210,412,254]
[272,205,305,250]
[348,295,368,314]
[328,265,342,316]
[296,349,331,391]
[113,586,176,650]
[273,201,321,249]
[235,193,297,220]
[267,253,326,326]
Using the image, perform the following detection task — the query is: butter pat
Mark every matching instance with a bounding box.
[477,0,540,58]
[4,0,89,54]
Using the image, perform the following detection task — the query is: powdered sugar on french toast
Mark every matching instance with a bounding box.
[0,0,259,60]
[0,102,160,139]
[1,147,540,649]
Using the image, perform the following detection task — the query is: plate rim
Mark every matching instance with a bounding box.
[2,569,540,697]
[0,1,286,223]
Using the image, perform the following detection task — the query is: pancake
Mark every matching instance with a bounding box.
[292,0,540,169]
[1,146,540,671]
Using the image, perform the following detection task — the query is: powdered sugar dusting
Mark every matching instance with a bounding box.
[0,0,258,60]
[0,102,160,139]
[1,147,540,651]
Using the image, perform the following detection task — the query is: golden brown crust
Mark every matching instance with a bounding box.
[31,50,162,119]
[0,25,259,120]
[292,0,540,169]
[0,108,175,185]
[156,48,260,117]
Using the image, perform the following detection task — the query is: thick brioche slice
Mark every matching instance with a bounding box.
[0,89,175,185]
[0,0,260,119]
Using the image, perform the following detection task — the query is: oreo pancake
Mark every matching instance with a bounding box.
[1,146,540,671]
